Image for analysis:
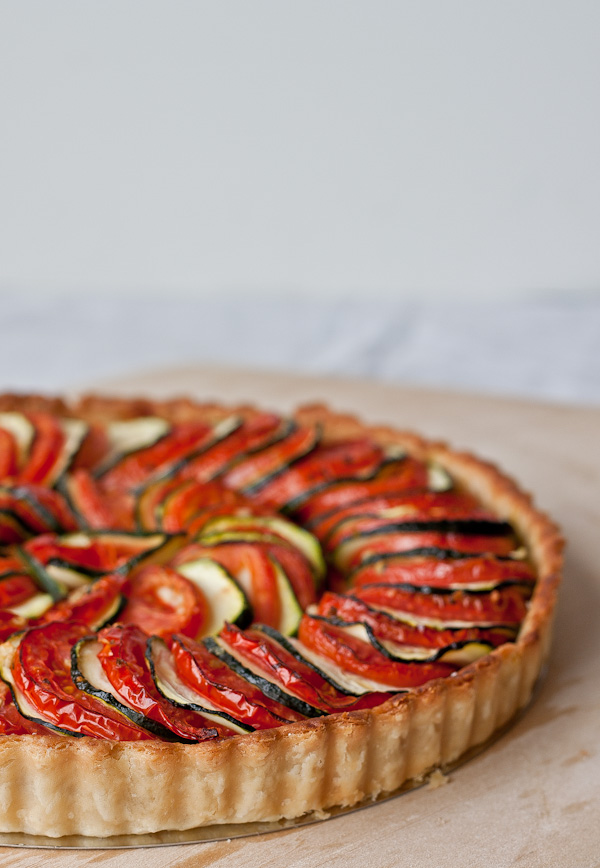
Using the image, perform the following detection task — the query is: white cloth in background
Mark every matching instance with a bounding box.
[2,293,599,405]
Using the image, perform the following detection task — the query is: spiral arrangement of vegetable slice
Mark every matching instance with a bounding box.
[0,405,536,741]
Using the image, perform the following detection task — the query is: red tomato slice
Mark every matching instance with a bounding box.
[171,633,304,728]
[294,457,431,524]
[96,624,222,741]
[14,622,154,740]
[0,681,52,736]
[120,564,208,639]
[159,481,254,533]
[334,527,518,571]
[24,532,162,575]
[350,553,536,590]
[250,438,385,509]
[297,616,456,689]
[17,413,65,486]
[100,421,213,492]
[354,583,531,624]
[177,414,285,483]
[219,623,390,712]
[222,425,319,493]
[36,572,126,629]
[316,592,514,650]
[0,573,39,609]
[0,610,27,642]
[310,491,483,540]
[0,429,18,479]
[70,423,110,472]
[63,469,121,530]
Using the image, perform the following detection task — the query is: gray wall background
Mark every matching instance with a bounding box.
[1,1,599,302]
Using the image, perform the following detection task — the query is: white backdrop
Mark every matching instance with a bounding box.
[1,1,599,301]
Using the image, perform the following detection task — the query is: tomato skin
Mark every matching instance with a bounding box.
[251,439,385,509]
[0,573,39,609]
[17,413,65,486]
[177,414,283,483]
[0,428,18,479]
[354,583,531,625]
[297,616,456,689]
[96,624,221,741]
[222,425,319,493]
[350,554,536,590]
[100,422,213,492]
[219,623,391,712]
[316,592,513,650]
[171,634,304,728]
[311,491,484,541]
[120,564,207,638]
[15,622,154,740]
[294,457,431,524]
[0,610,27,642]
[36,572,126,629]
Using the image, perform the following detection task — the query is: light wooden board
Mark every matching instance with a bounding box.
[2,366,598,868]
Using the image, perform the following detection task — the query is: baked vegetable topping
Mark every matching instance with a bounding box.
[0,400,542,745]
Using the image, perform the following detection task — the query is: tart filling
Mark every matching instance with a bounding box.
[0,394,563,837]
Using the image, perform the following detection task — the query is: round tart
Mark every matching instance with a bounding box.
[0,393,563,838]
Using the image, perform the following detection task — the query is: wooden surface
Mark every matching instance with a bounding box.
[2,366,599,868]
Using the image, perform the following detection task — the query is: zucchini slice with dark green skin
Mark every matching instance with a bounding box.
[93,417,171,478]
[174,558,252,636]
[203,634,325,718]
[146,636,254,734]
[0,413,36,468]
[71,637,185,741]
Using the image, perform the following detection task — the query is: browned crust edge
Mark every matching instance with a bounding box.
[0,394,564,837]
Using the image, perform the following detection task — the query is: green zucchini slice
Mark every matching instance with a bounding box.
[0,413,35,467]
[94,417,171,477]
[174,558,252,636]
[71,637,185,741]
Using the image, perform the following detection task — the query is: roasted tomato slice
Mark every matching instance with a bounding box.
[69,423,110,472]
[316,592,514,650]
[250,438,386,509]
[171,634,304,728]
[36,572,126,630]
[14,622,154,740]
[23,532,171,576]
[297,615,455,689]
[174,542,280,628]
[333,519,518,571]
[0,610,27,642]
[95,624,221,741]
[120,564,208,638]
[353,582,531,625]
[294,457,432,524]
[176,414,286,483]
[100,421,214,492]
[0,680,52,736]
[16,413,65,487]
[62,469,135,531]
[217,623,390,712]
[221,424,319,494]
[349,552,536,590]
[309,491,483,540]
[0,573,40,609]
[158,481,255,533]
[0,428,18,479]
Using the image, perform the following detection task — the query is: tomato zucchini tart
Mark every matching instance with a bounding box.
[0,393,562,838]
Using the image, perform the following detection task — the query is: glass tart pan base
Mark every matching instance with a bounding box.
[0,685,541,851]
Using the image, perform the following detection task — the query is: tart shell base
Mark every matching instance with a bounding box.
[0,396,562,838]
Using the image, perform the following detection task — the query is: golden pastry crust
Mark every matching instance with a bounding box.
[0,395,563,838]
